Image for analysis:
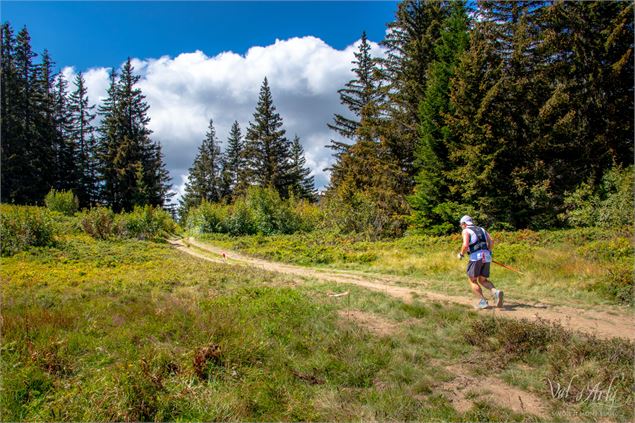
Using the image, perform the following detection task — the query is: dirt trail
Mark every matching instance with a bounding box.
[169,238,634,341]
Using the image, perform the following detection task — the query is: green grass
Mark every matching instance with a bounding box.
[1,233,632,421]
[195,226,634,308]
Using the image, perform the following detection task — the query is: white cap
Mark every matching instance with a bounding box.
[460,215,473,225]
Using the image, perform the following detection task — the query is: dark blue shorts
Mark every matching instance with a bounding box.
[467,260,490,278]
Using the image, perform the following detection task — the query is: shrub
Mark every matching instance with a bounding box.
[185,187,318,236]
[44,189,79,216]
[225,200,256,236]
[80,207,116,240]
[322,190,408,240]
[562,166,634,228]
[117,205,178,240]
[0,205,56,256]
[186,201,229,234]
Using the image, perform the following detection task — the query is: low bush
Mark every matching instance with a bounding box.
[186,187,319,236]
[80,207,116,240]
[44,189,79,216]
[80,206,178,240]
[0,205,56,256]
[116,205,178,240]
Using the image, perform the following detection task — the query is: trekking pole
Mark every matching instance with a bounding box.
[491,259,524,275]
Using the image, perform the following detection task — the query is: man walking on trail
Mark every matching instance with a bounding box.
[457,215,504,309]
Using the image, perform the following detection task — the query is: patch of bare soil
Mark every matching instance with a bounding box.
[436,363,550,418]
[337,309,408,337]
[169,238,635,341]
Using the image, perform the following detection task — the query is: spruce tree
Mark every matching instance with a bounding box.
[181,118,223,211]
[410,1,469,231]
[51,72,77,193]
[243,77,293,197]
[96,59,171,211]
[447,1,546,228]
[288,135,317,201]
[13,26,54,203]
[1,22,19,203]
[220,120,245,199]
[327,31,384,190]
[68,72,98,207]
[380,0,448,187]
[96,68,120,207]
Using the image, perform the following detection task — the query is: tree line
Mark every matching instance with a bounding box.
[180,77,317,216]
[1,23,171,212]
[0,23,316,216]
[327,0,633,234]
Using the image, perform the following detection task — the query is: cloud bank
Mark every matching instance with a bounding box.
[62,36,385,202]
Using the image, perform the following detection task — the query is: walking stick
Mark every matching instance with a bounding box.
[491,259,524,275]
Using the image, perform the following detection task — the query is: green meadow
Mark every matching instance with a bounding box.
[1,206,633,421]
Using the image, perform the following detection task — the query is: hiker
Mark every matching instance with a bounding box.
[457,215,504,309]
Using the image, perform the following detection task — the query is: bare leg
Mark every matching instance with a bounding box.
[468,278,486,300]
[478,276,497,296]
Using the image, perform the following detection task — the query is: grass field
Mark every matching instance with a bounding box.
[1,230,633,421]
[195,227,634,309]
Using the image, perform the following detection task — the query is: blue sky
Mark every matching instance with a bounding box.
[2,1,398,72]
[2,1,399,198]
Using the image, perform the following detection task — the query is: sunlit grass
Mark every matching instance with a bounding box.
[1,232,632,421]
[195,226,634,308]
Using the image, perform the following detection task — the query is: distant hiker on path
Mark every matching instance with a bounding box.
[457,215,504,309]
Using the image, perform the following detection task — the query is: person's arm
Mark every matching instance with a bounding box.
[459,230,470,257]
[486,231,494,254]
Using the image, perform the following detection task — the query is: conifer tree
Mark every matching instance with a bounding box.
[288,135,317,201]
[380,0,448,187]
[68,72,98,206]
[13,26,55,202]
[181,118,223,211]
[220,120,245,199]
[96,68,120,207]
[447,1,547,228]
[96,59,171,211]
[328,32,383,151]
[51,72,77,193]
[327,31,384,190]
[1,22,19,203]
[410,1,469,231]
[243,77,293,197]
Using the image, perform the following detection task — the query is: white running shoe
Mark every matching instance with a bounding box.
[494,290,504,308]
[476,298,489,309]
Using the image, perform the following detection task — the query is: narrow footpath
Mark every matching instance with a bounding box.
[170,238,634,341]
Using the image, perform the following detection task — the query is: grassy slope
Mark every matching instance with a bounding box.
[195,227,634,308]
[1,234,633,421]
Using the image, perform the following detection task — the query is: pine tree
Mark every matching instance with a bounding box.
[181,118,223,211]
[68,72,98,207]
[288,135,317,201]
[410,1,469,231]
[243,77,293,197]
[220,120,245,199]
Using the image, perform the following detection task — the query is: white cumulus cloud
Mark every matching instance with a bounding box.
[62,36,385,202]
